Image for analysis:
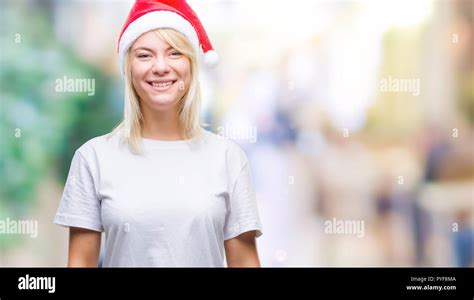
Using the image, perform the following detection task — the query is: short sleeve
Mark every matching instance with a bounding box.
[224,156,263,240]
[54,150,103,232]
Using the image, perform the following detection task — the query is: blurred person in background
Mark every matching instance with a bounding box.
[419,125,474,266]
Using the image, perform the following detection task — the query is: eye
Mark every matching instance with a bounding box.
[170,51,182,57]
[137,53,151,59]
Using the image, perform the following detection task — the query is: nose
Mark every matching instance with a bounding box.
[151,54,171,75]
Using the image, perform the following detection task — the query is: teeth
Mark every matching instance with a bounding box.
[151,81,173,87]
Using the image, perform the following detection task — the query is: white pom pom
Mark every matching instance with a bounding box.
[203,50,219,67]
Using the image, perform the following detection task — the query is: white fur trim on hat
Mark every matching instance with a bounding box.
[203,50,219,67]
[118,10,200,74]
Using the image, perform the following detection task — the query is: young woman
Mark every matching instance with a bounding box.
[54,0,263,267]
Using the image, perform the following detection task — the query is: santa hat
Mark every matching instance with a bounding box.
[118,0,219,74]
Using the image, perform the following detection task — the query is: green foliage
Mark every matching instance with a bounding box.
[0,2,121,250]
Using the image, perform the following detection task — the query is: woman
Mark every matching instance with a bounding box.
[54,0,263,267]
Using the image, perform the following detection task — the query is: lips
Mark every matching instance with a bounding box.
[147,80,177,91]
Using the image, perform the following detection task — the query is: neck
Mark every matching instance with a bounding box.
[141,107,183,141]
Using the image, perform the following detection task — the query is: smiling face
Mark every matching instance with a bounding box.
[130,30,192,113]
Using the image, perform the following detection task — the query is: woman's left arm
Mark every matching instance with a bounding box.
[224,230,261,267]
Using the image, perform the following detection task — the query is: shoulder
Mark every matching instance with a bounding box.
[201,129,250,167]
[75,131,122,160]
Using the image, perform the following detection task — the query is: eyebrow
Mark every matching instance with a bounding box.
[133,46,174,52]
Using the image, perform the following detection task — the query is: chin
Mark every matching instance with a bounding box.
[147,95,179,109]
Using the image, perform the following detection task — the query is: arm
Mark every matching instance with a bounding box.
[67,227,101,267]
[224,230,261,267]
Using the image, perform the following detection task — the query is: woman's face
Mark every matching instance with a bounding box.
[130,31,191,112]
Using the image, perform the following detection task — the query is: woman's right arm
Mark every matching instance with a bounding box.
[67,227,101,267]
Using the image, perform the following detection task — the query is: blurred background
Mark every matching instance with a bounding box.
[0,0,473,267]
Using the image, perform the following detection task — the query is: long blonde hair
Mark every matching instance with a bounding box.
[111,28,203,154]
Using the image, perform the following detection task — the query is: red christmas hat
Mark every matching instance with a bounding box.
[118,0,219,74]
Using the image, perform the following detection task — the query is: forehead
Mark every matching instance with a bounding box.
[132,31,171,51]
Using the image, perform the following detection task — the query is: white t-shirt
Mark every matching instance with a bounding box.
[54,129,263,267]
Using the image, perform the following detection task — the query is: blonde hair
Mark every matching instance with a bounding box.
[111,28,203,154]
